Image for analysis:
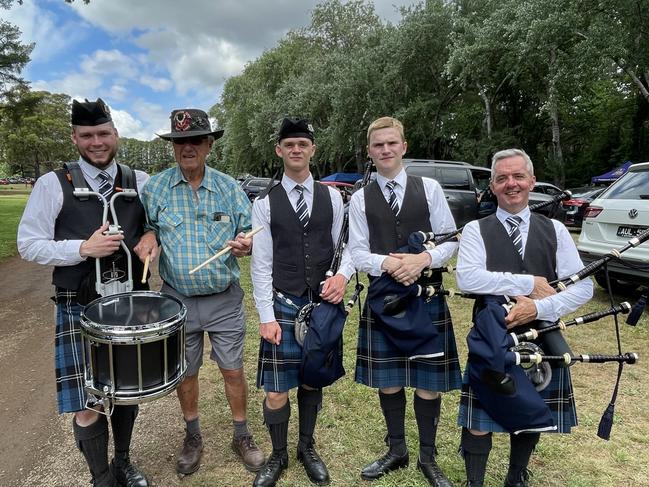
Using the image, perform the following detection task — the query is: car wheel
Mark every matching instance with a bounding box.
[594,272,640,294]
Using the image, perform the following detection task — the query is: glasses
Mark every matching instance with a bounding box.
[172,136,208,146]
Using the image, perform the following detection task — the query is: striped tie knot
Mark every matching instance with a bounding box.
[386,180,399,215]
[295,184,309,227]
[506,215,523,257]
[97,171,113,200]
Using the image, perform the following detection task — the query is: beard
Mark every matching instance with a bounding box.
[78,146,118,170]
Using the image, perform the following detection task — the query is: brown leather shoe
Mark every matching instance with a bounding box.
[232,434,265,472]
[176,433,203,475]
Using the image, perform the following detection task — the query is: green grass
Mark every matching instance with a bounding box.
[0,189,29,260]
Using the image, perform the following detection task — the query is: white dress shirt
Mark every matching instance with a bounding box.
[456,206,593,321]
[17,158,149,266]
[348,168,458,276]
[251,174,355,323]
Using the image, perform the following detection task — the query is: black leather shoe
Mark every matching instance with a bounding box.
[297,443,330,485]
[253,450,289,487]
[504,468,531,487]
[176,433,203,475]
[360,450,409,481]
[417,457,453,487]
[111,457,149,487]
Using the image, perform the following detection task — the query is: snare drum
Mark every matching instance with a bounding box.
[80,291,187,405]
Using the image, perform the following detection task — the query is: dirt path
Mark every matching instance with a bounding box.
[0,257,188,487]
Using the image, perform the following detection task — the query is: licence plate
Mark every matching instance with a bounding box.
[617,225,648,238]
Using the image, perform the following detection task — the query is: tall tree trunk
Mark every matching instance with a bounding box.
[548,47,565,187]
[477,83,492,139]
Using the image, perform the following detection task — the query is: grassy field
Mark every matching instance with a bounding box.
[1,190,647,486]
[0,185,30,260]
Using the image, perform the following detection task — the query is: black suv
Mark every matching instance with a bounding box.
[240,176,279,201]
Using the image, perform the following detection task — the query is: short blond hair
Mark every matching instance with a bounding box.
[367,116,405,144]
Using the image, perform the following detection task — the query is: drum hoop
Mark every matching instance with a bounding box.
[80,290,187,339]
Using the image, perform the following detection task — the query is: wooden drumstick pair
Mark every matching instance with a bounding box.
[189,227,262,275]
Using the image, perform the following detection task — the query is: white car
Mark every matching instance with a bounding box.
[577,162,649,293]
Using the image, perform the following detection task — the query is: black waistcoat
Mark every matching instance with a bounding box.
[478,212,557,279]
[269,182,334,296]
[364,175,432,254]
[52,165,146,291]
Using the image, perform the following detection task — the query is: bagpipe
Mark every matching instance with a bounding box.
[466,229,649,438]
[370,206,646,437]
[293,160,373,388]
[363,195,578,360]
[410,189,573,250]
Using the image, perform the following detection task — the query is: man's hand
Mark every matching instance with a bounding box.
[260,320,282,345]
[133,231,159,262]
[320,274,347,304]
[228,232,252,258]
[505,296,538,328]
[385,252,432,286]
[80,222,123,258]
[529,276,556,299]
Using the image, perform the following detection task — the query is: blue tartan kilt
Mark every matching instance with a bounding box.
[55,290,88,414]
[457,361,578,433]
[355,293,462,391]
[256,293,310,393]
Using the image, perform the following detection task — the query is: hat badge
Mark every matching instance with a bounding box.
[174,111,193,132]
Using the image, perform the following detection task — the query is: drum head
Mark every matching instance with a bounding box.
[81,291,186,339]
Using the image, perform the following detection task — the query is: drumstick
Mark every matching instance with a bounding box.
[189,226,262,275]
[141,254,150,284]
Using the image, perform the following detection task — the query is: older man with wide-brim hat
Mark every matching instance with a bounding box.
[140,108,265,477]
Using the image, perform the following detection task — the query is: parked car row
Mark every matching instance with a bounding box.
[0,177,34,185]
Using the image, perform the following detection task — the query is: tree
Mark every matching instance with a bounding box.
[0,88,76,177]
[0,19,33,98]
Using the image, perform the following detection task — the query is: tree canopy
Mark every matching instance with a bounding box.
[215,0,649,187]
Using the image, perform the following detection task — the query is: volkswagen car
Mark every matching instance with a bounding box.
[577,162,649,292]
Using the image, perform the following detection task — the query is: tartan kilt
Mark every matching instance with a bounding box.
[355,293,462,391]
[256,293,310,393]
[55,290,88,413]
[457,361,578,433]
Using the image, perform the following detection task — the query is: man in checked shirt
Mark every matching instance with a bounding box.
[139,108,264,477]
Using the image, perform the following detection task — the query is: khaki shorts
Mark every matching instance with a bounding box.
[162,282,246,375]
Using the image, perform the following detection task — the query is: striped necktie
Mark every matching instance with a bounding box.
[506,215,524,257]
[386,180,399,215]
[295,185,309,227]
[97,171,113,200]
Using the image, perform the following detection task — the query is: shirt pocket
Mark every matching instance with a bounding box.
[158,208,184,248]
[205,216,234,254]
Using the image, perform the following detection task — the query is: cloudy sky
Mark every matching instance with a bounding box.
[5,0,418,140]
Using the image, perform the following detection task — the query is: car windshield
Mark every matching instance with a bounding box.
[603,171,649,200]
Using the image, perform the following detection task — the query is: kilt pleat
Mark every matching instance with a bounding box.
[457,361,578,433]
[355,294,462,391]
[256,293,310,393]
[55,290,87,413]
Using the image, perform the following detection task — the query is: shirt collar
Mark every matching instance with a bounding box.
[281,173,314,194]
[77,157,117,182]
[376,167,406,189]
[170,164,217,192]
[496,206,531,225]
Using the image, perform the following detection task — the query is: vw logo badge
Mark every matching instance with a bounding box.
[629,208,638,219]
